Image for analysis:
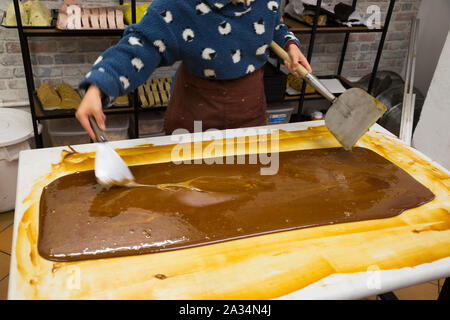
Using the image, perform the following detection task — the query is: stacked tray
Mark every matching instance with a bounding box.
[57,4,125,30]
[138,78,172,108]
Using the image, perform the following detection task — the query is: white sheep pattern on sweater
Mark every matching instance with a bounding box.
[79,0,300,98]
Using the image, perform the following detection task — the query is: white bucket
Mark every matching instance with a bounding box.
[0,109,36,213]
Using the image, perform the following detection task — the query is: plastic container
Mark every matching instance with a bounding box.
[0,109,36,212]
[46,118,90,146]
[46,115,130,147]
[138,110,166,136]
[266,105,294,125]
[311,111,324,121]
[103,114,130,141]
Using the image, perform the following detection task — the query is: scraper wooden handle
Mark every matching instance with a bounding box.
[270,41,310,79]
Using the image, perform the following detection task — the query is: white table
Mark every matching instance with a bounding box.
[8,121,450,299]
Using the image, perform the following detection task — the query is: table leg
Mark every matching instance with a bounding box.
[377,292,399,300]
[438,278,449,300]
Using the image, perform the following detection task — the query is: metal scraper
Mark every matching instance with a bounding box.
[270,41,387,150]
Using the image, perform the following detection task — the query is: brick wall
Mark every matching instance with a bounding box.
[0,0,420,104]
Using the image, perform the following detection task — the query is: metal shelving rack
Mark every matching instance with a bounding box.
[11,0,141,148]
[281,0,395,121]
[10,0,395,147]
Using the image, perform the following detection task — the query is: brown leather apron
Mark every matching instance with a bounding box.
[164,65,267,134]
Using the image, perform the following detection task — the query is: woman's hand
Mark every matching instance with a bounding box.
[284,44,312,77]
[75,84,106,141]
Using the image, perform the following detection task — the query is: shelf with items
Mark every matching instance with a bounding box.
[2,3,129,37]
[284,93,322,101]
[10,0,138,148]
[284,16,384,34]
[1,7,58,29]
[282,75,360,103]
[281,0,395,121]
[23,27,125,37]
[32,94,134,121]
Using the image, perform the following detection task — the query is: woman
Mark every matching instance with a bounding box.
[77,0,312,138]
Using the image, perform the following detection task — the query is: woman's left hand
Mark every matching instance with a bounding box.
[284,44,312,77]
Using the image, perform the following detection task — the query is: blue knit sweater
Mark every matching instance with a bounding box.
[79,0,300,100]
